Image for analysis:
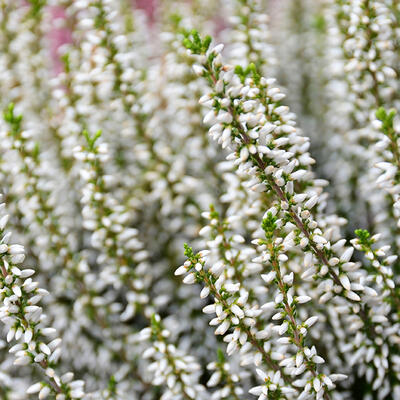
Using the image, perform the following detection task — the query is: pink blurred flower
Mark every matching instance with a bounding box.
[48,6,72,74]
[135,0,157,22]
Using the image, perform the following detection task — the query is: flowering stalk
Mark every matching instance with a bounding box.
[1,103,118,330]
[259,212,333,400]
[330,0,400,243]
[225,0,275,76]
[0,195,85,399]
[336,0,397,114]
[2,103,77,271]
[199,205,258,297]
[177,244,297,398]
[2,105,160,394]
[140,314,206,400]
[206,349,243,400]
[374,107,400,244]
[183,32,363,304]
[352,229,400,314]
[74,129,150,320]
[0,0,52,116]
[183,29,400,396]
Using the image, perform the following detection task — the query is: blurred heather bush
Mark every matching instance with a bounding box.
[0,1,400,399]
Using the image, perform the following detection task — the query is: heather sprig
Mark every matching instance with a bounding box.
[184,31,363,304]
[2,103,77,273]
[374,107,400,234]
[0,195,86,399]
[178,244,283,369]
[74,129,151,320]
[184,28,400,396]
[259,213,334,400]
[352,229,400,314]
[140,314,206,400]
[206,348,244,399]
[224,0,276,76]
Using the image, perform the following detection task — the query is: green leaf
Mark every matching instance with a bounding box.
[217,348,225,363]
[262,212,277,240]
[182,30,212,55]
[183,243,194,259]
[375,107,387,122]
[355,229,371,246]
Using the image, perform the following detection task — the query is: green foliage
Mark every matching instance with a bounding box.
[169,13,183,30]
[312,14,327,33]
[150,314,162,341]
[27,0,46,17]
[183,243,195,259]
[208,204,219,220]
[182,30,212,55]
[61,53,71,74]
[107,375,117,394]
[355,229,372,247]
[83,129,102,151]
[376,107,396,132]
[234,63,261,85]
[262,212,277,240]
[216,348,225,364]
[3,103,23,135]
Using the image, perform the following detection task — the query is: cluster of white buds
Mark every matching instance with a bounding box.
[254,212,335,400]
[339,0,397,122]
[177,241,346,399]
[140,314,206,400]
[223,0,276,76]
[0,0,52,122]
[73,130,151,320]
[351,229,400,314]
[373,108,400,232]
[206,348,245,400]
[321,0,400,243]
[0,104,79,276]
[249,368,295,400]
[0,194,86,399]
[198,206,261,292]
[176,245,294,394]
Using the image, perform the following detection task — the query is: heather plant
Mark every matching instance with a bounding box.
[1,1,400,400]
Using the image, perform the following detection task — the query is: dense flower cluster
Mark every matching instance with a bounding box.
[0,0,400,399]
